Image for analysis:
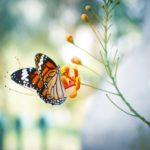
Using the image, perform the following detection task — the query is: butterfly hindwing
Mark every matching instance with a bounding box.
[10,67,49,102]
[11,68,41,89]
[35,53,67,105]
[46,70,67,105]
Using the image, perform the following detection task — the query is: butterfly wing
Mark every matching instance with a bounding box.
[45,68,67,105]
[10,67,49,102]
[35,53,57,80]
[35,53,67,105]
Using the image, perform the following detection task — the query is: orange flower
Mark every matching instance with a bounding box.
[61,65,80,98]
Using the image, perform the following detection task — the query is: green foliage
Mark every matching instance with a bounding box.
[0,0,19,48]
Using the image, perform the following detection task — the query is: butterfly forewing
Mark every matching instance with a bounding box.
[35,53,57,80]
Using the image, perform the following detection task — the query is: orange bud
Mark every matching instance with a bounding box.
[66,34,74,43]
[85,5,91,11]
[71,56,82,65]
[81,14,89,22]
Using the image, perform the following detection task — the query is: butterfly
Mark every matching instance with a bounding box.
[11,53,67,105]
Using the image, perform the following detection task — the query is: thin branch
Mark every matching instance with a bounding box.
[111,77,150,127]
[114,57,119,78]
[73,43,104,65]
[88,23,105,51]
[106,94,136,116]
[81,82,119,96]
[82,64,101,76]
[112,49,118,63]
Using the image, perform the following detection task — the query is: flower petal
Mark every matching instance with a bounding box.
[61,65,70,76]
[74,67,79,77]
[75,76,80,90]
[69,88,77,98]
[61,76,69,89]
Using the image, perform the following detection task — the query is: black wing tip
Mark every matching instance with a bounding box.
[35,53,47,66]
[10,73,15,80]
[35,53,57,67]
[35,53,43,57]
[35,53,47,59]
[10,70,20,82]
[35,53,42,61]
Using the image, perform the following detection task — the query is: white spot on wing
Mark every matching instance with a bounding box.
[21,69,29,80]
[38,55,45,73]
[39,55,44,67]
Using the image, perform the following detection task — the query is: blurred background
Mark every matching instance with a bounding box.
[0,0,150,150]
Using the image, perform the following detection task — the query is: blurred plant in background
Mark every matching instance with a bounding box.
[0,0,149,149]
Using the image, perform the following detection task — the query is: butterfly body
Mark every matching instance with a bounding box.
[11,53,67,105]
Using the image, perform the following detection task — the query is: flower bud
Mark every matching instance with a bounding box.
[81,14,89,22]
[71,56,82,65]
[85,5,91,11]
[66,34,74,43]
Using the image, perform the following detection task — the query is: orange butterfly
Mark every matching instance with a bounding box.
[11,53,67,105]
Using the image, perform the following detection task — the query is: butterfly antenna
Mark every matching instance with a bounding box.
[14,56,23,69]
[4,72,35,93]
[5,85,36,97]
[4,72,10,80]
[22,86,35,92]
